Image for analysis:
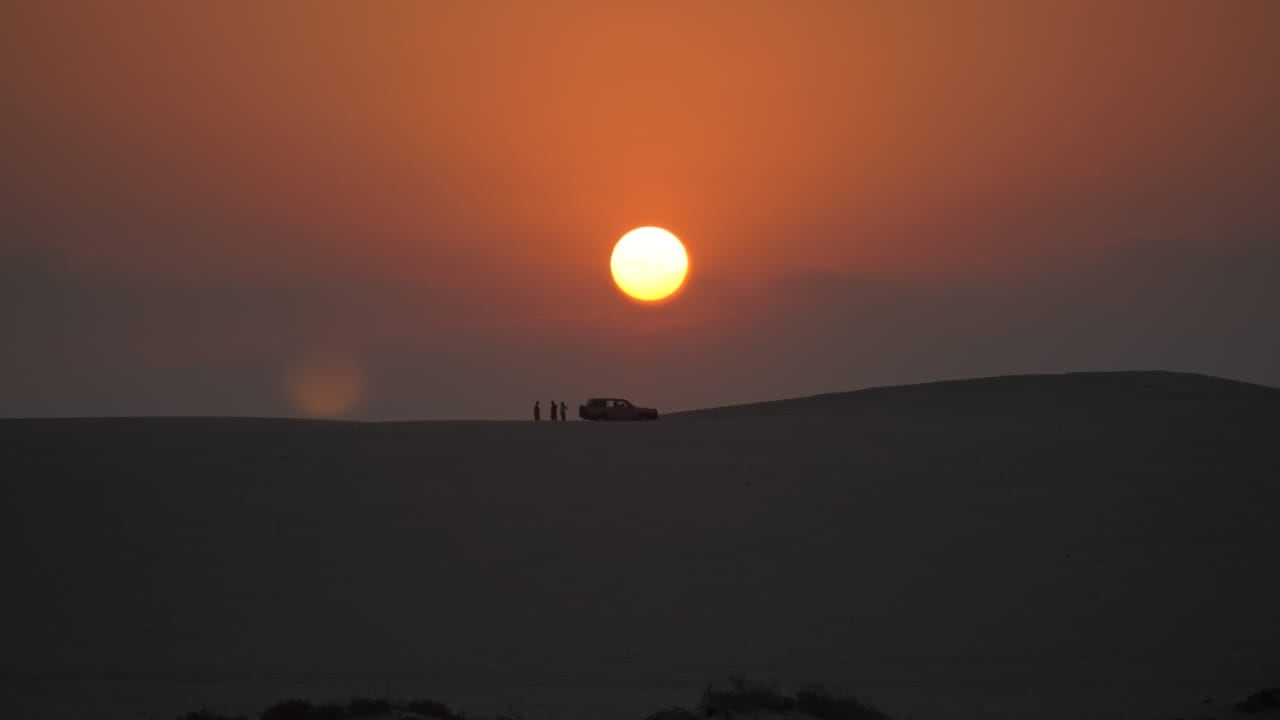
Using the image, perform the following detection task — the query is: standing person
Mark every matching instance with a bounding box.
[560,401,567,421]
[533,401,541,422]
[550,401,558,421]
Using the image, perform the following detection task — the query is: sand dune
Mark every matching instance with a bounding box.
[2,371,1278,719]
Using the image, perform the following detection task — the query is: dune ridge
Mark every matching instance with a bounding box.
[2,371,1278,720]
[666,370,1278,420]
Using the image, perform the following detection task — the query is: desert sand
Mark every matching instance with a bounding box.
[2,371,1278,719]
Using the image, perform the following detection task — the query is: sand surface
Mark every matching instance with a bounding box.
[2,371,1278,719]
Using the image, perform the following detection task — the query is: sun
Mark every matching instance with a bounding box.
[610,226,689,302]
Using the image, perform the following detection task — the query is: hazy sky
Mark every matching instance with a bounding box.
[3,1,1278,419]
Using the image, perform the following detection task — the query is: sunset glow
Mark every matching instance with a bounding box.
[2,2,1278,420]
[610,227,689,302]
[5,6,1280,719]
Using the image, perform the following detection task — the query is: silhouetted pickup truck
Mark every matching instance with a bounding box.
[578,398,659,421]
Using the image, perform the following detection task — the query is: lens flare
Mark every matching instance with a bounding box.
[286,350,364,417]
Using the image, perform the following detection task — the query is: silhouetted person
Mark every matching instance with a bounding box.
[533,401,541,421]
[550,401,558,421]
[560,401,567,421]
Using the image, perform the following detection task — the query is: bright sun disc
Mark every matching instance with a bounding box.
[610,226,689,302]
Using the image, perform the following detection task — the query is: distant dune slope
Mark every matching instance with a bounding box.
[666,370,1279,420]
[2,371,1278,720]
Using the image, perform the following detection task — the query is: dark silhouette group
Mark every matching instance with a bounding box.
[533,400,569,422]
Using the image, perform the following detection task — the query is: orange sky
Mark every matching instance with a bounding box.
[3,1,1279,418]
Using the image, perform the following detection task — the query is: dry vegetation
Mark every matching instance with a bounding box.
[170,677,893,720]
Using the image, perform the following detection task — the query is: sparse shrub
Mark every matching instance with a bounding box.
[346,697,391,717]
[308,703,345,720]
[644,708,698,720]
[260,699,315,720]
[176,710,247,720]
[405,698,467,720]
[258,698,348,720]
[795,684,890,720]
[699,675,794,717]
[1236,687,1280,713]
[200,676,901,720]
[695,676,892,719]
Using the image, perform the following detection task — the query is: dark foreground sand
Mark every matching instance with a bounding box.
[2,371,1278,719]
